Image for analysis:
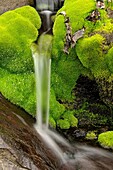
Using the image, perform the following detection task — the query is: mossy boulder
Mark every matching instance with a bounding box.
[98,131,113,149]
[52,0,113,113]
[0,6,41,73]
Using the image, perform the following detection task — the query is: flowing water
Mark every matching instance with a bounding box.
[30,2,113,169]
[31,34,69,163]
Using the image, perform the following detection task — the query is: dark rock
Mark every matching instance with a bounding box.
[0,93,61,170]
[0,0,35,15]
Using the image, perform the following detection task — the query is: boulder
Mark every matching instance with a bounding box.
[0,93,61,170]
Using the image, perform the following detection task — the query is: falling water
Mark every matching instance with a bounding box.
[39,10,53,32]
[31,34,70,163]
[31,34,52,129]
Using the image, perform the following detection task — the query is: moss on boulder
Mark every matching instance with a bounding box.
[0,6,41,73]
[52,0,113,113]
[0,6,41,115]
[98,131,113,149]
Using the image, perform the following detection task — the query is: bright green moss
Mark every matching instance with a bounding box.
[0,6,41,73]
[0,6,41,115]
[49,116,56,128]
[106,47,113,73]
[49,89,65,120]
[14,6,41,29]
[76,34,110,78]
[76,34,104,69]
[63,111,78,127]
[0,68,36,115]
[51,55,84,101]
[52,0,98,102]
[86,131,97,140]
[57,119,70,129]
[98,131,113,149]
[59,0,95,32]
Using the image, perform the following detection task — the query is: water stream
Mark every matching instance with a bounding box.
[31,33,71,164]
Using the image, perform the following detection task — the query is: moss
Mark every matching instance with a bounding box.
[0,68,36,116]
[14,6,41,29]
[49,116,56,128]
[106,47,113,73]
[98,131,113,149]
[57,119,70,129]
[86,131,97,140]
[0,6,41,115]
[63,111,78,127]
[51,57,83,101]
[74,102,108,126]
[49,89,65,121]
[0,6,41,73]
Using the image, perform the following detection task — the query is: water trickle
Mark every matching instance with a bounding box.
[31,34,69,163]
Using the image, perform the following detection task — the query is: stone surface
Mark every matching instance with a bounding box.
[0,0,35,14]
[0,93,61,170]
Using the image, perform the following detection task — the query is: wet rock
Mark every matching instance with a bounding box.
[0,93,61,170]
[0,0,35,14]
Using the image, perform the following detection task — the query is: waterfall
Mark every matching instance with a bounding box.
[31,34,52,130]
[31,34,70,163]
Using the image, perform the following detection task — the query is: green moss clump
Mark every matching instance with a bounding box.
[56,110,78,129]
[98,131,113,149]
[0,68,36,116]
[0,6,41,73]
[57,119,70,129]
[76,34,110,78]
[63,111,78,127]
[86,131,97,140]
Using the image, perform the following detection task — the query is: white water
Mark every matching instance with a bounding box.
[33,49,51,129]
[31,34,69,163]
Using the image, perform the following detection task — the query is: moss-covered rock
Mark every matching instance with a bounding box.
[98,131,113,149]
[0,6,41,115]
[52,0,113,114]
[0,6,41,73]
